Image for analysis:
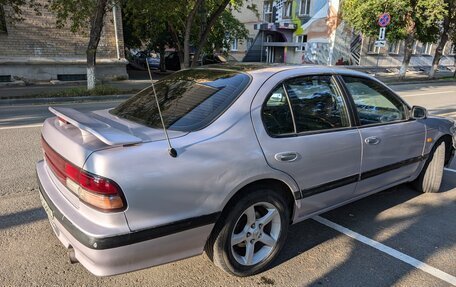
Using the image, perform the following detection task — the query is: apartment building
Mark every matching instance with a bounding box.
[232,0,456,68]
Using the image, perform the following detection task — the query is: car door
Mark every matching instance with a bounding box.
[251,71,362,217]
[340,75,426,195]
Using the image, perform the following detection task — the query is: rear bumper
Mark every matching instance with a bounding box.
[36,160,217,276]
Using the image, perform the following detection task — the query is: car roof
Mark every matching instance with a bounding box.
[197,63,375,82]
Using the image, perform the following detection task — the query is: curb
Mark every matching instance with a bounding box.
[0,94,133,106]
[381,79,456,86]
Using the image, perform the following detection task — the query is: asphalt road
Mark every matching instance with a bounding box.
[0,82,455,286]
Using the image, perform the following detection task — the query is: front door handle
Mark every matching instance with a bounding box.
[365,136,381,145]
[274,152,299,162]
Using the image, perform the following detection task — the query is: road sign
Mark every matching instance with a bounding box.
[378,13,391,27]
[374,40,386,48]
[378,27,386,40]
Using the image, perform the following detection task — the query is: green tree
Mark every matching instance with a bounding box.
[342,0,446,79]
[0,0,41,22]
[429,0,456,78]
[47,0,113,90]
[205,9,248,53]
[123,0,251,69]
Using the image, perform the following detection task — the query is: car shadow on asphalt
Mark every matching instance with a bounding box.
[270,178,456,286]
[0,207,46,230]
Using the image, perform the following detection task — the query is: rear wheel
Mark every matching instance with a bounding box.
[414,141,446,193]
[206,188,290,276]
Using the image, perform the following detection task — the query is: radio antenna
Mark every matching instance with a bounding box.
[146,57,177,157]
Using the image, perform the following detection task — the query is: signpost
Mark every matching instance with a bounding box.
[374,13,391,75]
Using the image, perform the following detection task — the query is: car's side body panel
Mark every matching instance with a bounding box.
[249,69,363,217]
[354,121,426,195]
[84,73,301,232]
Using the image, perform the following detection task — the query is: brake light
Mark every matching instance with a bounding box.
[41,137,126,212]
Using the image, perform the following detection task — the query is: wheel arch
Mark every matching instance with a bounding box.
[439,134,455,166]
[218,177,300,226]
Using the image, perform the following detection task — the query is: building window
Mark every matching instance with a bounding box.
[246,37,254,50]
[367,38,380,54]
[388,41,402,54]
[295,35,307,51]
[299,0,311,16]
[231,39,238,51]
[450,45,456,55]
[264,1,273,23]
[0,6,7,33]
[282,0,292,19]
[423,43,433,55]
[412,41,423,54]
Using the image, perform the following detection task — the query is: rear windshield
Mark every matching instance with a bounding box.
[111,69,250,131]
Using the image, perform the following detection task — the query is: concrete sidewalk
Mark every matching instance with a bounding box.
[0,68,454,105]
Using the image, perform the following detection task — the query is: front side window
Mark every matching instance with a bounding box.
[262,75,350,136]
[111,69,250,131]
[342,76,407,125]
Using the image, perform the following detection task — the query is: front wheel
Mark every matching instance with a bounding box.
[206,188,290,276]
[414,141,446,193]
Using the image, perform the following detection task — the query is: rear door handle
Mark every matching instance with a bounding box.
[274,152,299,162]
[365,136,381,145]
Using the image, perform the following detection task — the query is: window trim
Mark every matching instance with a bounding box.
[261,74,355,138]
[337,75,413,128]
[282,0,293,19]
[299,0,311,16]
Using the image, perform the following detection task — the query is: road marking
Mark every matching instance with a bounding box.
[0,124,43,130]
[313,216,456,285]
[400,91,454,97]
[444,168,456,173]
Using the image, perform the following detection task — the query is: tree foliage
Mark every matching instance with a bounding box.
[123,0,252,69]
[342,0,445,43]
[342,0,447,78]
[0,0,41,22]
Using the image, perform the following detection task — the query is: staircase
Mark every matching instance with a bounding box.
[350,33,362,66]
[243,31,267,62]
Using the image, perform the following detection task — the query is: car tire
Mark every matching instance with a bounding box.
[205,187,290,276]
[414,141,446,193]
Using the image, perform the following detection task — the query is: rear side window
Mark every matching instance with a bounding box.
[262,75,350,136]
[342,76,407,125]
[285,76,350,133]
[262,85,295,136]
[111,69,250,131]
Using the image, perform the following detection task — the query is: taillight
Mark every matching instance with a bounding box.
[41,137,126,212]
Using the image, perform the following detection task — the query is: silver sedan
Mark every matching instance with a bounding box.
[36,65,456,277]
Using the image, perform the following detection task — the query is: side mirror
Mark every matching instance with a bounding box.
[411,106,428,119]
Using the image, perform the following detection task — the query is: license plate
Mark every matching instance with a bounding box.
[39,192,54,220]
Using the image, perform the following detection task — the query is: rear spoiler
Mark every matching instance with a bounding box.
[49,107,142,146]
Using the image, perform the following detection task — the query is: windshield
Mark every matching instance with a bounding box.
[110,69,250,131]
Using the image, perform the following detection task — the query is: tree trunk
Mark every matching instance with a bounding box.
[86,0,109,90]
[168,21,185,70]
[159,47,166,72]
[429,12,450,78]
[399,34,414,79]
[184,0,203,68]
[191,0,230,67]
